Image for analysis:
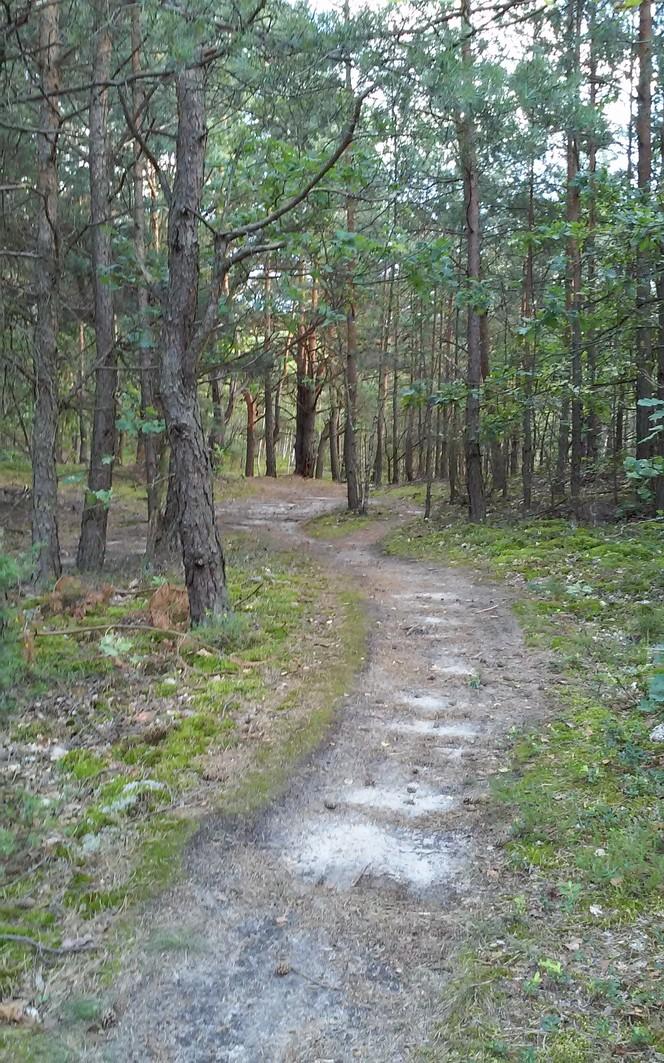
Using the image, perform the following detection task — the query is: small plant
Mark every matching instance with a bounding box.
[538,957,565,982]
[523,970,541,995]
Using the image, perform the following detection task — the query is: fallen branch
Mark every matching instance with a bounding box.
[233,581,264,609]
[34,622,193,642]
[0,934,96,956]
[33,623,260,669]
[3,855,51,887]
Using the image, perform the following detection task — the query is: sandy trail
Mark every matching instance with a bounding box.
[104,481,546,1062]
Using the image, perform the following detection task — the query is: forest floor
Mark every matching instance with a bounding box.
[1,473,662,1061]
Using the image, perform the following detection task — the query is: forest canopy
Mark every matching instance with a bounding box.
[0,0,662,622]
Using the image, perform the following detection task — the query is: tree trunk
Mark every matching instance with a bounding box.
[585,11,599,469]
[553,397,570,503]
[208,278,231,470]
[522,161,535,508]
[390,282,401,484]
[263,269,277,477]
[343,14,360,512]
[243,389,257,477]
[458,0,485,523]
[655,268,664,510]
[77,322,88,465]
[150,448,180,572]
[567,0,583,509]
[130,1,159,527]
[77,0,116,572]
[315,422,329,479]
[264,369,276,477]
[208,372,224,466]
[635,0,653,459]
[373,266,394,486]
[404,401,415,481]
[31,0,61,585]
[294,306,319,478]
[160,65,227,624]
[329,394,341,482]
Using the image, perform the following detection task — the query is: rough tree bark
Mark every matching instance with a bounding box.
[160,65,228,623]
[31,0,61,584]
[77,0,117,572]
[150,448,180,571]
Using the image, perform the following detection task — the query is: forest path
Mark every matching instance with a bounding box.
[105,479,546,1062]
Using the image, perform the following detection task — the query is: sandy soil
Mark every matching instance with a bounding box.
[102,479,549,1062]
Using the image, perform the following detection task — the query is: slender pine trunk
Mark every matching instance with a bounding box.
[31,0,61,584]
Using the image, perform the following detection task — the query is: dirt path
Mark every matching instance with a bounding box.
[104,481,547,1062]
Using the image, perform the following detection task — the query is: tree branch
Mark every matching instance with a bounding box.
[221,88,372,241]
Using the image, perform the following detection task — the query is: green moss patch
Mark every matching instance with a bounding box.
[387,516,664,1061]
[305,509,376,539]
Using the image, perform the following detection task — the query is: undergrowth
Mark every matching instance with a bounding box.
[0,531,365,1056]
[386,516,664,1061]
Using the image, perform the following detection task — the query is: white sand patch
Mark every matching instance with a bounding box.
[283,819,464,891]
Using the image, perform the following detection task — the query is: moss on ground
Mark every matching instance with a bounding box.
[305,509,376,539]
[221,588,366,815]
[387,516,664,1061]
[0,526,367,1056]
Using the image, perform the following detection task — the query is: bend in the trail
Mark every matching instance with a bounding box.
[105,481,548,1062]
